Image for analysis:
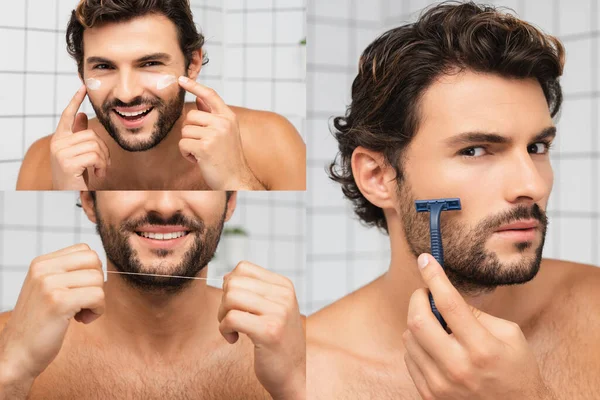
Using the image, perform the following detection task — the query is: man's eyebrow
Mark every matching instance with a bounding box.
[135,53,172,63]
[533,126,557,142]
[85,53,172,65]
[86,56,114,65]
[444,126,557,147]
[444,132,511,147]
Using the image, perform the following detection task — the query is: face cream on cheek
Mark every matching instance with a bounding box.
[156,74,177,90]
[85,78,102,91]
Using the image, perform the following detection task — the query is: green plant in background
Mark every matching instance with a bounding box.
[223,226,249,236]
[211,226,249,262]
[300,37,306,45]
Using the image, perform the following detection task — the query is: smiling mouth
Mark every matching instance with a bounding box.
[135,230,190,240]
[114,107,154,122]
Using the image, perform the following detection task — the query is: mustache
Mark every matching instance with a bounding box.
[478,204,548,232]
[121,211,205,233]
[102,96,165,113]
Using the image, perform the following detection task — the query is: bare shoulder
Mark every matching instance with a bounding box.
[0,311,13,334]
[17,135,53,190]
[541,258,600,307]
[230,106,306,190]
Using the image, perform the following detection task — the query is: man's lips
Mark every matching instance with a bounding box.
[493,219,540,242]
[133,225,193,248]
[495,219,539,232]
[114,104,154,114]
[136,225,190,234]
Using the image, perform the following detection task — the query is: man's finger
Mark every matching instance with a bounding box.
[230,261,293,288]
[178,138,202,163]
[32,244,91,264]
[217,288,281,322]
[59,130,111,165]
[56,85,87,136]
[184,109,226,129]
[72,113,88,133]
[417,253,495,344]
[219,309,267,345]
[406,288,458,364]
[404,353,434,400]
[222,275,291,304]
[178,76,232,115]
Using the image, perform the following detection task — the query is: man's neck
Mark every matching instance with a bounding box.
[97,261,220,357]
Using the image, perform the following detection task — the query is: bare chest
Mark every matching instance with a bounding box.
[28,343,270,400]
[527,323,599,399]
[310,352,420,400]
[318,330,597,400]
[85,165,209,190]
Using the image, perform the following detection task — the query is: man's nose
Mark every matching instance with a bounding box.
[112,71,144,104]
[503,151,550,205]
[143,191,185,217]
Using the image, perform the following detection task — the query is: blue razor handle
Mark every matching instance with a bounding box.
[415,198,462,331]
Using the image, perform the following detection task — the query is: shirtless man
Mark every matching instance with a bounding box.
[16,0,305,190]
[0,191,306,399]
[308,3,600,399]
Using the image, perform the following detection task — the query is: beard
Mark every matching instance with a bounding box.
[398,181,548,296]
[91,88,186,152]
[95,207,226,294]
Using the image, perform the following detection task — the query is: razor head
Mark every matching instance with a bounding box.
[415,198,462,212]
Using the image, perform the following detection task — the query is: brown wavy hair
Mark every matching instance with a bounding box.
[328,1,565,233]
[66,0,206,77]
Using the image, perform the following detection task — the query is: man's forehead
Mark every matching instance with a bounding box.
[416,70,553,143]
[82,14,180,60]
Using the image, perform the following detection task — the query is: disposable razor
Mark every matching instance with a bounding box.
[414,198,462,330]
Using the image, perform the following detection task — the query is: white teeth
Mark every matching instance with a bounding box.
[139,231,187,240]
[115,108,151,117]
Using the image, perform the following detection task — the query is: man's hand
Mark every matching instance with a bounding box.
[218,261,305,400]
[177,76,265,190]
[50,86,111,190]
[0,244,105,399]
[402,253,556,400]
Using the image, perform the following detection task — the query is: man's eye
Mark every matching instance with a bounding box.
[528,142,551,154]
[93,64,111,70]
[142,61,162,67]
[460,146,487,157]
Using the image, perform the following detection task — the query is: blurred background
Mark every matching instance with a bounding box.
[0,191,307,313]
[0,0,306,189]
[306,0,600,314]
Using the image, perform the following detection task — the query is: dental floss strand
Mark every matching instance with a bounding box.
[105,270,224,282]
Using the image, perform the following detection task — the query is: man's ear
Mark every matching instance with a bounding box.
[351,146,399,211]
[187,49,203,81]
[80,191,98,224]
[224,192,237,223]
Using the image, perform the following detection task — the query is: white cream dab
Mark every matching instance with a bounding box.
[156,74,177,90]
[85,78,102,91]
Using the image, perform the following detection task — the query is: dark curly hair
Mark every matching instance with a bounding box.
[328,1,565,233]
[66,0,207,77]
